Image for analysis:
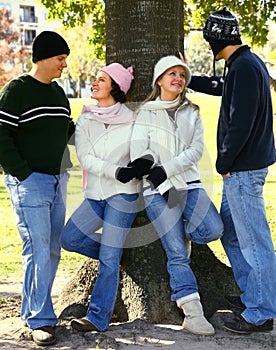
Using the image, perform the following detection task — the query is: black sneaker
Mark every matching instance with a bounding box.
[224,316,273,334]
[225,295,245,310]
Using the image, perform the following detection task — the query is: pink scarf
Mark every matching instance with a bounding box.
[81,102,134,124]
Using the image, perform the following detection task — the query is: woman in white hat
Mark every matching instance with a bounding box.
[130,55,224,335]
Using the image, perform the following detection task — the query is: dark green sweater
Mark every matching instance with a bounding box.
[0,74,75,180]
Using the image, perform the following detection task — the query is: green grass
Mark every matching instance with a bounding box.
[0,93,275,277]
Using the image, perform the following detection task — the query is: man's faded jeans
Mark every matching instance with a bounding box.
[220,168,276,325]
[4,172,69,329]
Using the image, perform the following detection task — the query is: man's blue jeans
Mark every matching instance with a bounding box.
[144,188,223,301]
[4,172,69,329]
[220,168,276,325]
[61,193,138,331]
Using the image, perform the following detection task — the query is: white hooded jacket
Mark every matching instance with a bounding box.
[76,106,139,200]
[130,100,204,194]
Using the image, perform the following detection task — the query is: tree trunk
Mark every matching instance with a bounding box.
[105,0,184,101]
[57,0,238,325]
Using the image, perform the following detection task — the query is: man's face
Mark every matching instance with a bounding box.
[41,54,68,81]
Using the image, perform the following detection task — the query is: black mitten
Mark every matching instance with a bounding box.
[163,187,180,208]
[115,167,136,183]
[128,154,154,179]
[146,166,167,189]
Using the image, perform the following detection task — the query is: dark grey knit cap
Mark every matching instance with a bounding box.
[32,31,70,63]
[203,7,241,42]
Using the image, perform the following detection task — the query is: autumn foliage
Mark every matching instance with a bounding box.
[0,8,30,89]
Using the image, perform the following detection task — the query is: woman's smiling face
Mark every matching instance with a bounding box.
[91,71,116,106]
[157,65,186,101]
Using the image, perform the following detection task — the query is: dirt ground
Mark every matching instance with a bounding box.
[0,272,275,350]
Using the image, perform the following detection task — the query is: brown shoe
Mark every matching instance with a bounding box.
[32,326,56,346]
[224,316,273,334]
[71,318,99,332]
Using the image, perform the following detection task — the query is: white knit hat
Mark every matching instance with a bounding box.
[152,55,191,88]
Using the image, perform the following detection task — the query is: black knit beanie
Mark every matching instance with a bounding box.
[32,31,70,63]
[203,7,242,57]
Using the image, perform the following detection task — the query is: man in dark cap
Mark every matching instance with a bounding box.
[0,31,74,346]
[189,7,276,334]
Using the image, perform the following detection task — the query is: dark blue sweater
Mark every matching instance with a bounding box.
[189,45,276,174]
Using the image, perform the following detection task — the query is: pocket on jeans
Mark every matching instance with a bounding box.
[223,172,235,181]
[248,169,267,196]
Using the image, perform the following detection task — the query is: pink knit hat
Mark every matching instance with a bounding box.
[101,63,134,94]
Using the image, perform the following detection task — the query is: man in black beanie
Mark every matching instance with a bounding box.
[189,7,276,334]
[32,31,70,63]
[0,31,74,346]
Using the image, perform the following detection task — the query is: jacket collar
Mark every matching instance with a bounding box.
[226,45,250,67]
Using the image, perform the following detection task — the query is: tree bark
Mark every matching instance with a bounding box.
[57,0,239,325]
[105,0,184,101]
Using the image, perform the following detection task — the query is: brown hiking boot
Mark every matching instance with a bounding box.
[224,316,273,334]
[32,326,56,346]
[71,318,99,332]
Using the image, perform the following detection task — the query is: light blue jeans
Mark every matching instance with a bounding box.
[61,193,138,331]
[4,172,69,330]
[144,188,223,301]
[220,168,276,325]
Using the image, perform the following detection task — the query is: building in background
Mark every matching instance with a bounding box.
[0,0,59,48]
[0,0,82,96]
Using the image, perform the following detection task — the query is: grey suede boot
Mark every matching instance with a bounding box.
[181,299,215,335]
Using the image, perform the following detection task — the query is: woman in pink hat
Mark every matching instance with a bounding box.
[61,63,153,332]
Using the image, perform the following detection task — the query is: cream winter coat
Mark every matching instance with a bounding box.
[130,100,204,193]
[76,108,139,200]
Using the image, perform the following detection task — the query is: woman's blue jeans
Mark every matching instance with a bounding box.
[61,193,138,331]
[4,172,69,330]
[220,169,276,325]
[144,188,223,301]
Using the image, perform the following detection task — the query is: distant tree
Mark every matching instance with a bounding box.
[40,0,105,60]
[190,0,276,47]
[250,23,276,90]
[266,25,276,65]
[185,30,225,76]
[0,8,30,89]
[57,23,104,98]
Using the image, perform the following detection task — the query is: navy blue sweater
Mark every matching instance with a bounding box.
[189,45,276,174]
